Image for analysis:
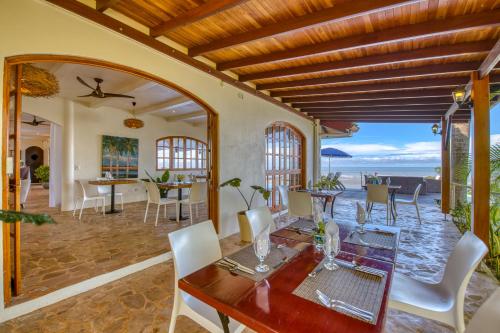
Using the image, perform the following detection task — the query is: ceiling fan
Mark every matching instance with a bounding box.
[22,116,48,127]
[76,76,135,99]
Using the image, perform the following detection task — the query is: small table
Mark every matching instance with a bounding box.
[157,182,192,220]
[362,185,401,221]
[299,189,343,217]
[88,179,137,214]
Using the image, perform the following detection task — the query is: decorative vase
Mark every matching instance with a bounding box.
[42,182,49,189]
[237,211,252,243]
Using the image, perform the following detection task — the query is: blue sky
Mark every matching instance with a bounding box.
[322,104,500,167]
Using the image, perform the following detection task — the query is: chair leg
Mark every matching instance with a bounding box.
[121,194,124,211]
[155,204,160,227]
[73,199,79,217]
[164,204,167,218]
[195,203,199,217]
[415,203,422,224]
[144,202,149,223]
[79,199,85,220]
[386,203,390,226]
[168,289,181,333]
[102,198,105,216]
[189,203,193,225]
[176,202,180,224]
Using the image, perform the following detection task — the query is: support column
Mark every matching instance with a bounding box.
[61,100,75,211]
[471,71,490,247]
[441,116,450,215]
[313,119,321,184]
[450,122,470,208]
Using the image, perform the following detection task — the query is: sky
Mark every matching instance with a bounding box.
[321,104,500,168]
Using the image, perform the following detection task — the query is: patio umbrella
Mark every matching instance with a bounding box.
[321,147,352,174]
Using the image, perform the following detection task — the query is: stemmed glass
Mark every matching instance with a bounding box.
[356,201,367,234]
[323,231,340,271]
[253,230,271,273]
[386,177,391,186]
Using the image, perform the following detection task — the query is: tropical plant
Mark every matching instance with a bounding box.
[315,173,344,190]
[219,178,270,211]
[34,165,49,183]
[0,210,54,225]
[145,170,170,198]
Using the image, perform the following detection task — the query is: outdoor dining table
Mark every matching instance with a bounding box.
[299,189,343,217]
[157,182,192,220]
[87,179,137,214]
[179,220,400,333]
[362,184,402,221]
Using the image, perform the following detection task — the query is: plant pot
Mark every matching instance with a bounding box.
[237,211,252,243]
[42,182,49,189]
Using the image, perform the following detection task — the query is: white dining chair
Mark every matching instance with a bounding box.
[277,185,289,221]
[168,221,245,333]
[179,182,207,224]
[20,178,31,208]
[73,180,105,220]
[287,191,312,218]
[395,183,423,224]
[144,181,179,226]
[245,206,276,240]
[366,184,391,225]
[464,287,500,333]
[96,177,124,211]
[389,231,488,333]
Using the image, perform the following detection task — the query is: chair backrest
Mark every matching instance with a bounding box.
[366,184,389,204]
[96,177,110,195]
[288,191,313,217]
[440,231,488,306]
[20,178,31,204]
[465,287,500,333]
[168,220,222,281]
[75,180,88,199]
[277,185,289,208]
[189,182,207,203]
[412,183,423,202]
[245,206,275,240]
[144,181,161,204]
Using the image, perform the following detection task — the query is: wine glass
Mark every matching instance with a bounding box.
[253,232,271,273]
[386,177,391,186]
[323,232,340,270]
[356,201,367,234]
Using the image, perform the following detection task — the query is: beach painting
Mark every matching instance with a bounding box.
[101,135,139,178]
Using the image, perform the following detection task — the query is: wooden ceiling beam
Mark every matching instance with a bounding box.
[311,114,471,120]
[271,77,471,98]
[302,105,466,112]
[479,38,500,79]
[45,0,309,120]
[189,0,420,56]
[241,41,493,82]
[257,62,481,90]
[217,11,500,70]
[317,118,468,123]
[96,0,120,12]
[292,97,454,108]
[150,0,250,37]
[308,111,470,117]
[282,88,453,103]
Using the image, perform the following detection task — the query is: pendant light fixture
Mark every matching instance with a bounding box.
[123,101,144,129]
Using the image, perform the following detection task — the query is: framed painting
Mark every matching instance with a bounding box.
[101,135,139,178]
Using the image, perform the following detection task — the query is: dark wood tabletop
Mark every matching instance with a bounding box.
[88,179,137,186]
[179,235,394,333]
[157,182,193,189]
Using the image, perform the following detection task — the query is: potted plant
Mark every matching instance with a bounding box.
[145,170,170,198]
[219,178,270,242]
[34,165,50,189]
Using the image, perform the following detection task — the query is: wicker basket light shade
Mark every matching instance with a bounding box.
[123,118,144,129]
[21,64,59,97]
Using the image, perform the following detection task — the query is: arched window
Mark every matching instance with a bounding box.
[265,122,305,210]
[156,136,207,170]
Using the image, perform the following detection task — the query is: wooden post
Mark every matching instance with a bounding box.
[471,71,490,247]
[441,116,450,215]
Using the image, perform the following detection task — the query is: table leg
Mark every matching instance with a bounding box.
[105,184,121,214]
[217,311,230,333]
[390,190,397,222]
[170,187,188,221]
[322,198,328,212]
[330,196,336,218]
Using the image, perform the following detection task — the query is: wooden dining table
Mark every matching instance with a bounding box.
[299,189,343,217]
[87,179,137,214]
[157,182,192,220]
[179,220,400,333]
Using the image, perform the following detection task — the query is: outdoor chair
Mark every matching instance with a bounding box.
[178,182,207,224]
[366,184,391,225]
[143,181,178,226]
[287,190,313,218]
[96,177,124,212]
[395,183,423,224]
[73,180,105,220]
[168,221,245,333]
[389,231,488,333]
[464,287,500,333]
[245,206,276,240]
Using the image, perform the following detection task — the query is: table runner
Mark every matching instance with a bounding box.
[220,243,302,282]
[343,229,397,250]
[293,259,387,324]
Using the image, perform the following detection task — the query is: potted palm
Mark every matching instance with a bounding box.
[34,165,50,189]
[219,178,270,242]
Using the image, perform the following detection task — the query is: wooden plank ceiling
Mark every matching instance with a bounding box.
[53,0,500,124]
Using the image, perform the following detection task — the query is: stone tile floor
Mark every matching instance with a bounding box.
[13,185,207,304]
[1,189,498,332]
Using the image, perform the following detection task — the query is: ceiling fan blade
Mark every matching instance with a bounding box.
[77,76,96,91]
[78,92,98,98]
[22,121,33,125]
[102,93,135,99]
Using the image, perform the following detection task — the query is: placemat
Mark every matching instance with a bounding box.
[219,243,301,282]
[293,259,387,324]
[343,229,397,250]
[288,218,315,231]
[272,228,313,243]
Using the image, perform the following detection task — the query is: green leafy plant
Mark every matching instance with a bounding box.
[219,178,270,210]
[176,174,186,183]
[315,173,344,190]
[0,210,55,225]
[145,170,170,198]
[34,165,49,183]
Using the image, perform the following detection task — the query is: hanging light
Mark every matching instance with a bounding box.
[123,102,144,129]
[431,123,441,135]
[452,86,466,104]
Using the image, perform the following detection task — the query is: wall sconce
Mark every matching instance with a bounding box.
[452,86,466,104]
[431,123,441,135]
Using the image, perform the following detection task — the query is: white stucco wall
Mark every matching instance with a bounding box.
[0,0,315,311]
